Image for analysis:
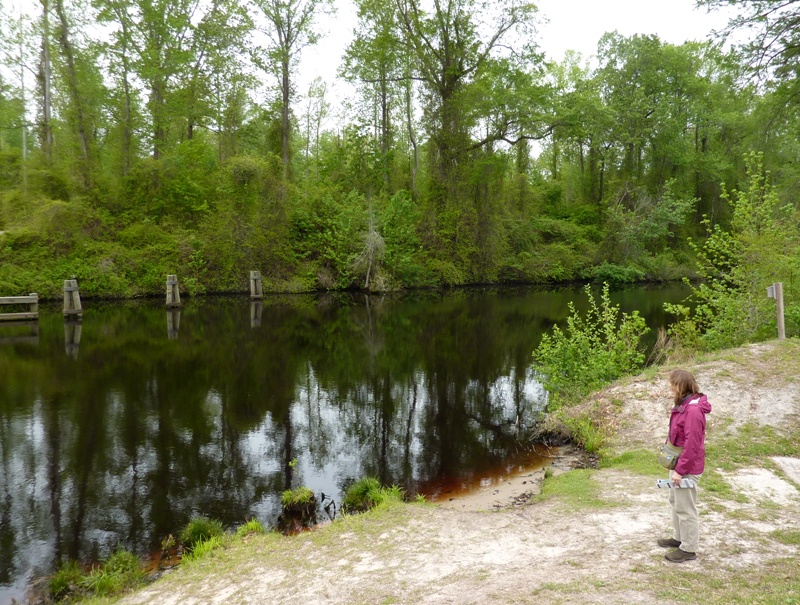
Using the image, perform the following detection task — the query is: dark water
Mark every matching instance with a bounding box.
[0,283,690,603]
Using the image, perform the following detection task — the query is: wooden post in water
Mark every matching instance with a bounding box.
[166,275,182,307]
[250,270,263,299]
[65,321,82,358]
[250,301,263,328]
[167,309,181,340]
[63,280,83,319]
[767,282,786,340]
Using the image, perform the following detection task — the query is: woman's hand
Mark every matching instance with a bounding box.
[671,471,683,486]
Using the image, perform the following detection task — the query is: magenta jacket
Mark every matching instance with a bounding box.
[668,393,712,476]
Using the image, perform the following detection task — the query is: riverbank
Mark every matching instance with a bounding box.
[84,338,799,605]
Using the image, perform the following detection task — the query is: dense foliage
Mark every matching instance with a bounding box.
[533,283,649,407]
[0,0,798,299]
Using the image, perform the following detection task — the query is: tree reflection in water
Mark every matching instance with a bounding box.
[0,284,690,602]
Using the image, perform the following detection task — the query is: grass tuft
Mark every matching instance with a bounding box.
[343,478,405,513]
[182,536,224,563]
[281,487,315,508]
[235,518,266,537]
[180,516,225,549]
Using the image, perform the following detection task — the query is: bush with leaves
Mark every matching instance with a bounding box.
[666,153,799,350]
[533,283,650,407]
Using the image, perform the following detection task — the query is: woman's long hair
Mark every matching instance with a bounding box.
[669,369,699,407]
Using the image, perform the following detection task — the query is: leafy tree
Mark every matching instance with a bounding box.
[667,153,800,349]
[341,0,406,192]
[699,0,800,103]
[250,0,332,179]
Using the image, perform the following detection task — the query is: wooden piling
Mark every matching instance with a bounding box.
[63,280,83,319]
[166,275,182,307]
[250,270,263,299]
[0,293,38,321]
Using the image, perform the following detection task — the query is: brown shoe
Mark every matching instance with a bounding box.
[665,548,696,562]
[657,538,681,548]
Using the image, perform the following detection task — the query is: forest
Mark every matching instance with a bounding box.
[0,0,798,302]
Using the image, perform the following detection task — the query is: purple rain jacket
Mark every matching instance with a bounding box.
[668,393,712,476]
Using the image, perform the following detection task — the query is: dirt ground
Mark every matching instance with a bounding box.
[120,341,800,605]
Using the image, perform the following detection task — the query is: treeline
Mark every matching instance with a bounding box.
[0,0,798,297]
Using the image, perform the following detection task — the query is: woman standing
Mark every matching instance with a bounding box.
[658,369,712,562]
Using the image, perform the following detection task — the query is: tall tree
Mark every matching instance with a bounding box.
[53,0,92,188]
[37,0,54,165]
[95,0,248,161]
[342,0,405,191]
[394,0,548,270]
[251,0,332,179]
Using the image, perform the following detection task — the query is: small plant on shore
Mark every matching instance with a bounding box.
[180,516,224,549]
[236,518,265,537]
[182,536,223,563]
[281,486,315,508]
[49,561,83,600]
[534,282,649,408]
[342,477,405,513]
[49,549,145,601]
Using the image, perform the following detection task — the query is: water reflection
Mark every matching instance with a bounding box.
[0,284,690,603]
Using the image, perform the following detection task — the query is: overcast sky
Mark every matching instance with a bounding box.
[298,0,737,108]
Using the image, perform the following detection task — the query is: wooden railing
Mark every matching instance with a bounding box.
[0,293,38,321]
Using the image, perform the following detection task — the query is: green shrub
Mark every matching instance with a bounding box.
[533,283,649,407]
[180,516,224,549]
[668,153,798,351]
[583,262,645,284]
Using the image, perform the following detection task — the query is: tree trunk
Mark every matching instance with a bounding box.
[380,70,390,189]
[38,0,53,166]
[152,77,165,160]
[281,58,291,179]
[54,0,91,189]
[405,79,418,199]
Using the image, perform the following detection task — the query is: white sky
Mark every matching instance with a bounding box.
[299,0,737,107]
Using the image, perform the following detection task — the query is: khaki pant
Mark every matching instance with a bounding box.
[668,473,701,553]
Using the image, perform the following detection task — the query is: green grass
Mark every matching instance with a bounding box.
[180,516,225,548]
[342,477,405,513]
[601,448,664,476]
[534,469,615,510]
[707,423,800,472]
[235,518,266,537]
[771,530,800,546]
[281,486,315,508]
[643,557,800,604]
[49,561,83,600]
[182,536,224,563]
[50,549,145,602]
